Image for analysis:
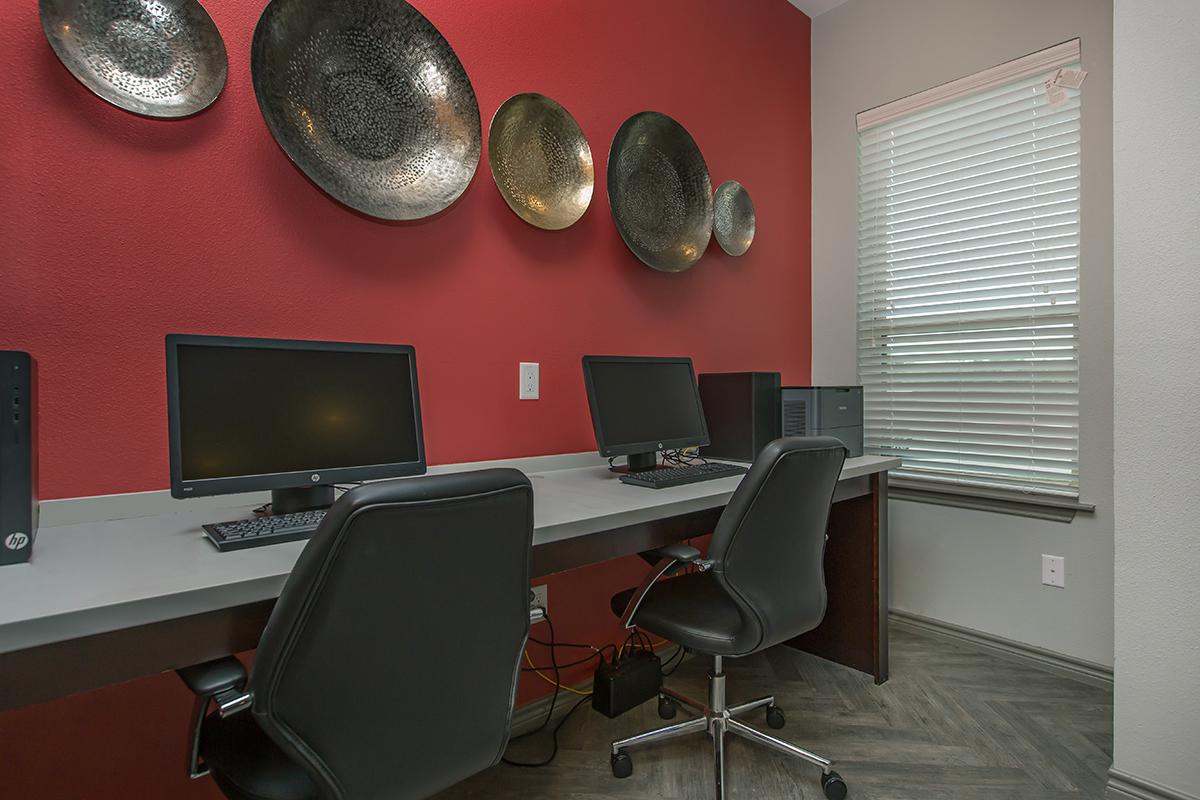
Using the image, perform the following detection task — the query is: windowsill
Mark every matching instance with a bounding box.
[888,478,1096,523]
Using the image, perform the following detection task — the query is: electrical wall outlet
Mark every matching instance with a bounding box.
[519,362,539,400]
[1042,554,1065,588]
[530,584,549,613]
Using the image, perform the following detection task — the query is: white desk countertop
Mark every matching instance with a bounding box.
[0,453,898,655]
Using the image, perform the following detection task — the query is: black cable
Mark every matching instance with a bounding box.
[501,696,591,768]
[503,607,598,768]
[528,637,618,663]
[661,447,708,467]
[662,645,687,676]
[508,609,560,742]
[522,651,603,672]
[626,628,653,654]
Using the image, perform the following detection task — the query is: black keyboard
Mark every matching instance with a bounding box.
[620,462,748,489]
[203,509,327,552]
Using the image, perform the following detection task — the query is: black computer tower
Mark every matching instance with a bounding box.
[698,372,781,462]
[1,351,38,565]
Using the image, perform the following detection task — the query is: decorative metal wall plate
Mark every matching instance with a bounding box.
[39,0,227,118]
[608,112,713,272]
[488,93,593,230]
[251,0,482,220]
[713,180,755,256]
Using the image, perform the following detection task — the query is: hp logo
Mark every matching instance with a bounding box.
[311,474,321,483]
[4,532,29,551]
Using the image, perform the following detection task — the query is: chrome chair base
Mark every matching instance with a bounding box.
[609,656,845,800]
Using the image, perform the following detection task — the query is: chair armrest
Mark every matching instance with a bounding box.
[177,657,247,697]
[645,543,702,568]
[176,657,251,780]
[620,546,712,629]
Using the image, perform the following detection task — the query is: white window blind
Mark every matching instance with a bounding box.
[856,45,1082,499]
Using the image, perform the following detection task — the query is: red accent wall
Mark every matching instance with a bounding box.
[0,0,810,796]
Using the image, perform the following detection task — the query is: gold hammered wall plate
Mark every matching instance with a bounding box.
[39,0,228,118]
[608,112,713,273]
[250,0,482,221]
[713,180,755,256]
[488,93,594,230]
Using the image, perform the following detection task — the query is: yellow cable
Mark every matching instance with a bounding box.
[524,650,592,696]
[524,633,675,695]
[620,636,672,658]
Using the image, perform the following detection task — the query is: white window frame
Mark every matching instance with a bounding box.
[856,40,1088,513]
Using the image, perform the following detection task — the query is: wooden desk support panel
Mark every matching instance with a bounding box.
[786,472,888,684]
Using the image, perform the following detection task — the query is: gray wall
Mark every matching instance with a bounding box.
[811,0,1114,667]
[1111,0,1200,795]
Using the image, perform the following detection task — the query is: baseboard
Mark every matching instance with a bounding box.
[510,642,686,736]
[510,675,597,736]
[889,609,1113,690]
[1107,768,1200,800]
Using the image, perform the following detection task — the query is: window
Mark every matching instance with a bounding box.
[856,41,1082,500]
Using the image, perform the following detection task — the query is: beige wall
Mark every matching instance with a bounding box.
[1110,1,1200,796]
[811,0,1114,666]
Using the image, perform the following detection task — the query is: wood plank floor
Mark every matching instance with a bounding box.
[435,626,1113,800]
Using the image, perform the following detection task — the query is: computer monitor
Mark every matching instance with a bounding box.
[166,334,425,513]
[581,355,710,473]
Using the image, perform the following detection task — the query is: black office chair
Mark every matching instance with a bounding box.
[608,437,848,800]
[176,469,534,800]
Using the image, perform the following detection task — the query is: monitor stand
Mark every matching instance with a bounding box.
[269,486,335,515]
[608,451,663,475]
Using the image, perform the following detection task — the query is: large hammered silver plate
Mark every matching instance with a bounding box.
[39,0,227,118]
[488,93,593,230]
[608,112,713,273]
[713,180,755,256]
[251,0,482,221]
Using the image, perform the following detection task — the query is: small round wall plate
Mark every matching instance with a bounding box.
[250,0,482,220]
[713,180,755,256]
[607,111,713,273]
[488,93,594,230]
[39,0,228,118]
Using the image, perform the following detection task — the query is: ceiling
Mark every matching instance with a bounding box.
[787,0,850,16]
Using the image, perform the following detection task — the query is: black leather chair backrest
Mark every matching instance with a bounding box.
[247,469,534,800]
[708,437,846,656]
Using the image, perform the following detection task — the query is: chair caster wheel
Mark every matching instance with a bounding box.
[658,695,678,720]
[821,770,847,800]
[611,749,633,779]
[766,704,786,730]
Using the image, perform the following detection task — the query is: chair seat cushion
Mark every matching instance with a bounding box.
[201,711,318,800]
[611,572,752,656]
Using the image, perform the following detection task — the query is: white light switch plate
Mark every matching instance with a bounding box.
[1042,554,1065,588]
[519,362,539,400]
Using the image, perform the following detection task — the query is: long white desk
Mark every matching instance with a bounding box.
[0,452,898,710]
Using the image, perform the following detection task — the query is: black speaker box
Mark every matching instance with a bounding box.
[698,372,781,462]
[1,351,38,565]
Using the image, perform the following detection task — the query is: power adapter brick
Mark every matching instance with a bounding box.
[591,649,662,719]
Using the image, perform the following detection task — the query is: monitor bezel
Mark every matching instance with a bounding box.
[166,334,426,499]
[581,355,711,458]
